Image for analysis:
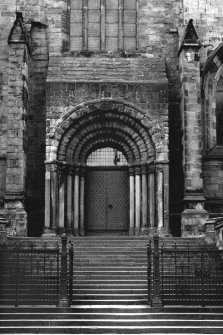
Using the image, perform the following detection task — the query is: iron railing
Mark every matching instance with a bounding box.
[0,234,73,307]
[148,234,223,307]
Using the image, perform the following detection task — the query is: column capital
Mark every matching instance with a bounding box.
[66,164,74,175]
[80,165,86,177]
[73,164,80,175]
[141,165,147,175]
[45,160,58,172]
[148,164,155,174]
[135,166,141,175]
[128,165,135,176]
[154,161,169,173]
[58,162,68,175]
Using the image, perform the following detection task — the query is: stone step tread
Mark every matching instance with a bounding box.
[74,282,148,285]
[1,334,219,335]
[1,306,223,312]
[1,312,223,319]
[73,286,147,293]
[72,290,148,295]
[2,320,223,327]
[1,325,223,329]
[73,267,147,271]
[72,299,148,304]
[73,294,148,297]
[74,280,147,282]
[73,262,147,265]
[73,276,147,280]
[74,271,147,275]
[73,288,147,292]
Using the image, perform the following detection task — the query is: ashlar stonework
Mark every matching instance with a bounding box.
[0,0,223,237]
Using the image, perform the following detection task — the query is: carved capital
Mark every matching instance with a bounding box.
[128,165,135,176]
[135,166,141,175]
[141,165,147,175]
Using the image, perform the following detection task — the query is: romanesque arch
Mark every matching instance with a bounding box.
[44,99,169,236]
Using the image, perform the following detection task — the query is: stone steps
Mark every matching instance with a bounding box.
[1,307,223,334]
[1,236,221,334]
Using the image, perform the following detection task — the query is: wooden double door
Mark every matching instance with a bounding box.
[85,167,129,234]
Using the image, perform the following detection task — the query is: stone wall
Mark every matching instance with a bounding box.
[46,55,168,139]
[0,0,223,235]
[26,23,49,236]
[183,0,223,48]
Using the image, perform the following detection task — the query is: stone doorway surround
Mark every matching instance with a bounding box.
[44,99,169,236]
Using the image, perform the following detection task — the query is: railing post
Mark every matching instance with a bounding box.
[147,241,152,304]
[59,233,69,307]
[151,232,162,307]
[68,242,74,306]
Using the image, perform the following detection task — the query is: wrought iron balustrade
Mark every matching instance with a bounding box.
[148,235,223,307]
[0,234,73,306]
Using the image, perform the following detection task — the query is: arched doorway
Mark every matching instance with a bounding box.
[44,100,169,236]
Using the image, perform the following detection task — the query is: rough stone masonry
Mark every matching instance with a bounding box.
[0,0,223,237]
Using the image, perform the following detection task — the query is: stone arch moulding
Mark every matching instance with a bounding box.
[202,42,223,151]
[44,99,169,237]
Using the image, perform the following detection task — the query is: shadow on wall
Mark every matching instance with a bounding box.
[26,198,44,237]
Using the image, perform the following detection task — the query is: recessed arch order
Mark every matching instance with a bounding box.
[44,99,169,236]
[48,99,168,165]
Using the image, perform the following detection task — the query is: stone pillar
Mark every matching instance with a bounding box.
[66,165,73,235]
[73,166,80,236]
[135,166,141,235]
[5,14,30,236]
[156,163,169,235]
[163,163,169,235]
[129,166,135,236]
[58,163,66,234]
[148,165,155,234]
[156,167,164,232]
[179,22,208,236]
[44,162,51,233]
[43,161,57,236]
[79,165,85,236]
[141,165,148,235]
[51,163,58,234]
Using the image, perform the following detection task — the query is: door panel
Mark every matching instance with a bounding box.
[85,168,129,233]
[85,170,107,231]
[106,170,129,231]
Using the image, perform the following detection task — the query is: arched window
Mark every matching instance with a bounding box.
[70,0,137,52]
[86,147,128,166]
[215,76,223,145]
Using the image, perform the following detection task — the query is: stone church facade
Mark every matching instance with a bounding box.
[0,0,223,238]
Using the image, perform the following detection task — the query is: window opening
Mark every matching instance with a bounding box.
[86,147,127,166]
[70,0,137,52]
[216,87,223,145]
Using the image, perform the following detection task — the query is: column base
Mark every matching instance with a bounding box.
[141,227,149,235]
[157,226,169,236]
[181,209,209,237]
[66,227,74,236]
[58,298,69,307]
[74,228,79,236]
[148,227,156,236]
[0,214,7,245]
[129,227,134,236]
[134,227,141,236]
[4,200,27,237]
[80,228,85,236]
[42,228,57,237]
[151,296,162,308]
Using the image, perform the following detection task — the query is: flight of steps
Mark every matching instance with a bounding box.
[1,236,223,334]
[72,236,149,306]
